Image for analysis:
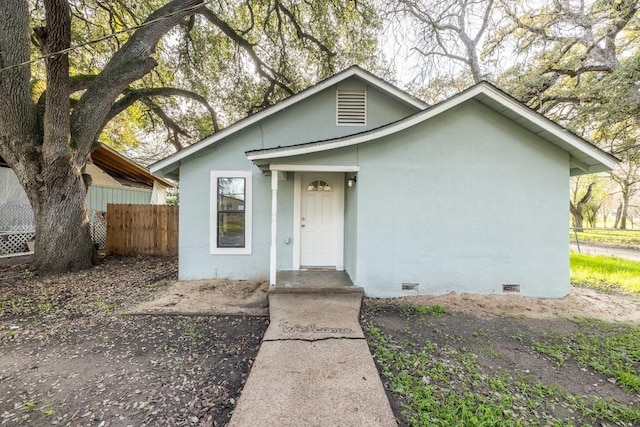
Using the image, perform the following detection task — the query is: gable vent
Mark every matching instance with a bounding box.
[337,90,366,126]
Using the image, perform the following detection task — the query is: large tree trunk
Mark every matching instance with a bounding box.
[30,170,96,271]
[37,0,96,271]
[2,0,218,274]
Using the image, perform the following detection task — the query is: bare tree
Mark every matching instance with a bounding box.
[498,0,639,229]
[609,160,640,229]
[386,0,499,99]
[570,181,594,232]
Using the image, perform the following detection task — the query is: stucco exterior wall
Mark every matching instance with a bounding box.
[228,77,418,152]
[177,78,415,281]
[178,88,571,298]
[353,101,570,297]
[178,137,273,280]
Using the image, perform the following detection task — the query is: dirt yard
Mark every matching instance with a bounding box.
[362,292,640,426]
[0,257,267,426]
[362,303,640,426]
[2,255,639,426]
[365,286,640,323]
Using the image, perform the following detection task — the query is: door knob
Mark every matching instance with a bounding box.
[301,224,306,227]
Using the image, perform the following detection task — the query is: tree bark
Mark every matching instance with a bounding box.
[619,188,630,230]
[27,0,96,271]
[31,171,96,271]
[569,182,594,232]
[614,203,622,229]
[571,210,584,232]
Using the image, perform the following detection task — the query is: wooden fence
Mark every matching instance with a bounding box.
[106,204,178,256]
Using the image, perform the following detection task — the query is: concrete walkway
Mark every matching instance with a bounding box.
[228,289,397,427]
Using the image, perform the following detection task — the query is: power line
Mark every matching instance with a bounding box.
[0,1,211,74]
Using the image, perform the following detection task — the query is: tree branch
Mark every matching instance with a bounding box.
[0,0,38,168]
[196,6,294,98]
[275,1,336,59]
[70,0,206,165]
[140,98,189,152]
[412,47,469,65]
[41,0,72,169]
[107,87,220,132]
[474,0,494,44]
[570,182,594,215]
[547,65,614,77]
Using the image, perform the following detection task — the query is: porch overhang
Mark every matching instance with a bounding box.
[270,164,359,173]
[265,164,358,288]
[250,161,360,175]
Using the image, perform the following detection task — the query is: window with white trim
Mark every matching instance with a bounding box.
[210,171,252,254]
[336,90,366,126]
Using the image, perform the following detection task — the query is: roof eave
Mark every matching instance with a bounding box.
[149,66,427,177]
[92,144,175,188]
[246,83,619,174]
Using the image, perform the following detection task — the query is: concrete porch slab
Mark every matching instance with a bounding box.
[275,270,354,288]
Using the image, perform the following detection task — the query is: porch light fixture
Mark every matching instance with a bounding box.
[347,176,357,188]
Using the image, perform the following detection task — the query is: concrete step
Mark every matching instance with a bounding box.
[269,285,364,295]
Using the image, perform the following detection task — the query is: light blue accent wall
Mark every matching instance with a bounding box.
[178,85,571,298]
[353,101,569,298]
[276,173,295,271]
[178,126,298,280]
[86,185,152,212]
[177,79,418,281]
[251,77,417,150]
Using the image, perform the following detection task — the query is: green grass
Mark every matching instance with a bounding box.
[401,304,450,317]
[533,318,640,393]
[365,322,640,426]
[571,229,640,245]
[570,253,640,293]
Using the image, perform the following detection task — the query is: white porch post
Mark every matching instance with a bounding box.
[270,171,278,287]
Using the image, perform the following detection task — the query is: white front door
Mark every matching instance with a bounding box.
[299,173,343,268]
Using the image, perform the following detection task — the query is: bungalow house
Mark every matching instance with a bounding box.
[0,144,174,254]
[150,66,618,298]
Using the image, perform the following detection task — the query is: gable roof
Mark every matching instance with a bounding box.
[1,146,174,188]
[246,81,619,176]
[91,144,174,188]
[150,65,427,178]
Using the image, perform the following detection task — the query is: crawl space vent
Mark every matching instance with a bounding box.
[502,284,521,293]
[402,283,420,293]
[336,90,366,125]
